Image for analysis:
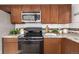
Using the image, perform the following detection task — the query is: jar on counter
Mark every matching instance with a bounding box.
[62,29,68,34]
[58,30,63,34]
[20,29,24,34]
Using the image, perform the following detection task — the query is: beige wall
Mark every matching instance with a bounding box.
[0,10,15,53]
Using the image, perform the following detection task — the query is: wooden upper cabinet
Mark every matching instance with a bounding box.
[50,5,59,24]
[0,5,11,13]
[31,5,40,11]
[11,5,22,24]
[44,38,61,54]
[22,5,40,12]
[58,4,71,24]
[10,5,71,24]
[41,5,50,24]
[41,4,71,24]
[22,5,31,12]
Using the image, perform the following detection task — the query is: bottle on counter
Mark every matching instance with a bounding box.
[45,25,49,33]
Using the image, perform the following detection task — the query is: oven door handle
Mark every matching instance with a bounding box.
[29,40,43,41]
[18,40,43,42]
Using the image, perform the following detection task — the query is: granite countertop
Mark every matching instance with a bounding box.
[2,33,79,43]
[44,33,79,43]
[63,33,79,43]
[2,35,19,38]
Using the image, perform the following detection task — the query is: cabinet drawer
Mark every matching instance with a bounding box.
[3,38,18,43]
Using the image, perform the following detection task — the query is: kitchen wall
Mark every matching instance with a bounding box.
[69,4,79,28]
[0,10,15,53]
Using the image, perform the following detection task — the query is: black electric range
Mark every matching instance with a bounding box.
[18,27,44,54]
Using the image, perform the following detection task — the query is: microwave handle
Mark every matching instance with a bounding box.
[34,14,37,21]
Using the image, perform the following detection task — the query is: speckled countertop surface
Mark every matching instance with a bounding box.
[2,33,79,43]
[44,33,79,43]
[2,35,19,38]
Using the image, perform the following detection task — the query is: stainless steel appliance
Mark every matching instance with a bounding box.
[21,12,41,23]
[18,27,43,54]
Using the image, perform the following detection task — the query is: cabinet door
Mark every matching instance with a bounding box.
[41,5,50,24]
[0,5,11,13]
[31,5,40,11]
[44,38,61,54]
[22,5,31,12]
[3,38,18,54]
[61,38,79,54]
[50,5,59,24]
[11,5,22,24]
[61,38,70,53]
[4,42,18,54]
[58,4,71,24]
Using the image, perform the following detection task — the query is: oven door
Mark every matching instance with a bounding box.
[18,39,43,54]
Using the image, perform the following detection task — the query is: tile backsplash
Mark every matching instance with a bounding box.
[69,23,79,28]
[15,23,70,29]
[42,24,69,29]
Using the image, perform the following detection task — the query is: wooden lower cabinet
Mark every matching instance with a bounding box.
[61,38,79,54]
[44,38,61,54]
[44,38,79,54]
[3,37,79,54]
[3,38,18,54]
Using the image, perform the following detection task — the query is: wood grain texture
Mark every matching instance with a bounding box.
[44,38,61,54]
[58,4,71,24]
[0,5,71,24]
[22,5,31,12]
[3,38,18,54]
[41,5,50,24]
[61,38,79,54]
[31,5,40,11]
[11,5,22,24]
[50,5,59,24]
[0,5,11,13]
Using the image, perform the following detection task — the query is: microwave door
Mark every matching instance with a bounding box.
[22,15,35,21]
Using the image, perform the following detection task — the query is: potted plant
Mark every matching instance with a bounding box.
[51,29,59,34]
[9,29,20,35]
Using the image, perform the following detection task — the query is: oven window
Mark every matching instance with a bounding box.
[18,41,43,54]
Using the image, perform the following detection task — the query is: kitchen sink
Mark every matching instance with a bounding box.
[45,33,57,36]
[74,37,79,40]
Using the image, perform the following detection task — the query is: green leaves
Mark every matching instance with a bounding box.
[52,29,59,33]
[9,29,20,35]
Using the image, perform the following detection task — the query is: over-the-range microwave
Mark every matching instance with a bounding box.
[21,12,41,23]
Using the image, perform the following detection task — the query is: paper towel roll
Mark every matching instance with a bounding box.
[63,29,68,34]
[20,29,24,34]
